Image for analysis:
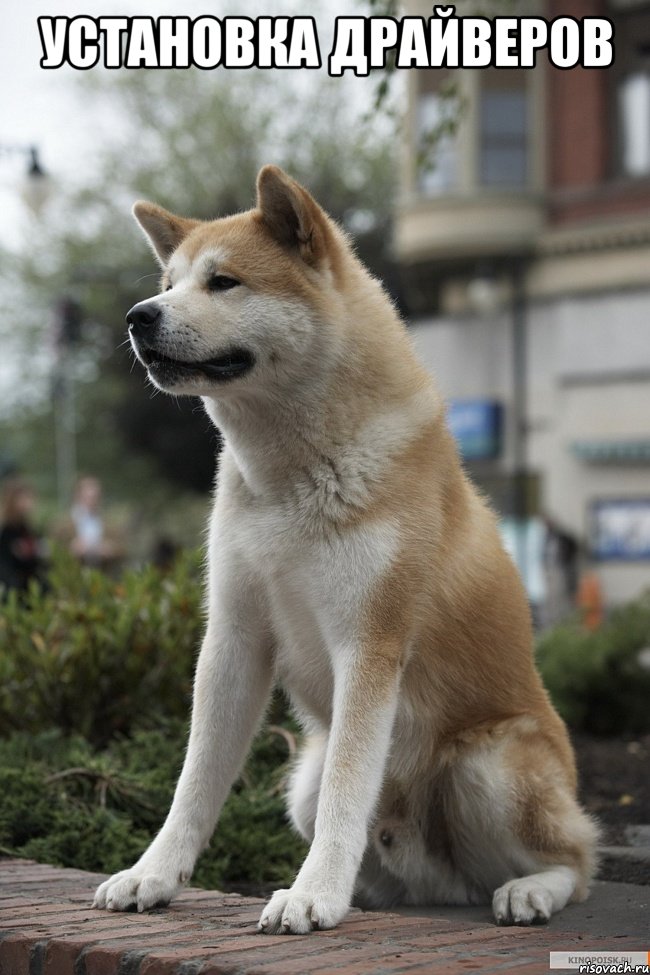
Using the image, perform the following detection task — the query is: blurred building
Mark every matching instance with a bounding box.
[395,0,650,607]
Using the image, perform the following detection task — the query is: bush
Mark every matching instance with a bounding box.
[0,551,307,890]
[0,722,307,892]
[0,549,204,745]
[537,592,650,735]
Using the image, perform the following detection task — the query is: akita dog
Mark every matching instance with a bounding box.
[94,166,597,933]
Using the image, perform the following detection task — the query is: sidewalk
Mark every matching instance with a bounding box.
[0,858,647,975]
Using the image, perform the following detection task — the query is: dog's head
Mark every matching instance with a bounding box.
[127,166,348,400]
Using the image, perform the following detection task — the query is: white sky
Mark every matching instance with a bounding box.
[0,0,363,249]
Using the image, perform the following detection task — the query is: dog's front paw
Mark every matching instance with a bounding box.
[258,886,349,935]
[93,866,183,913]
[492,878,553,926]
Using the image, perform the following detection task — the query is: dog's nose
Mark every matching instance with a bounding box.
[126,301,161,335]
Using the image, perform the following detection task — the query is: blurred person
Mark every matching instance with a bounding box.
[152,536,178,573]
[542,515,580,626]
[577,569,604,632]
[69,476,122,569]
[0,477,46,593]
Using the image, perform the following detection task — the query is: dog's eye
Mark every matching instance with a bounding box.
[164,283,173,292]
[208,275,240,292]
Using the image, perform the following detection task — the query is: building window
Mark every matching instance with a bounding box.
[479,70,528,188]
[620,71,650,176]
[416,70,459,196]
[613,8,650,178]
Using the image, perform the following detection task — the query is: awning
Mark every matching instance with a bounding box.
[571,440,650,464]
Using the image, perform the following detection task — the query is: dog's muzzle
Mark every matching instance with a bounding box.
[126,300,255,385]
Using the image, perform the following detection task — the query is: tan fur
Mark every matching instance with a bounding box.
[94,166,598,932]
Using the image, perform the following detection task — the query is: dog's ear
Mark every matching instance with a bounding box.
[256,166,329,267]
[132,202,198,266]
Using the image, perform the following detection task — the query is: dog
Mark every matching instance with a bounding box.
[93,166,598,933]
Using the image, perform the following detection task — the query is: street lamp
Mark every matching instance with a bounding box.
[0,144,76,510]
[52,298,83,509]
[0,143,51,215]
[510,259,530,595]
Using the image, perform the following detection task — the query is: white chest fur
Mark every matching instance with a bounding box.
[221,479,399,728]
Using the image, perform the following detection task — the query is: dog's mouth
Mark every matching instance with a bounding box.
[140,347,255,383]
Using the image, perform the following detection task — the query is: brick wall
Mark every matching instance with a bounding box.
[546,0,650,225]
[547,0,610,193]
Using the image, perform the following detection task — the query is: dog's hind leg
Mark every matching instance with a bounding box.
[493,866,581,925]
[492,747,599,925]
[287,734,327,843]
[492,780,599,924]
[377,715,600,923]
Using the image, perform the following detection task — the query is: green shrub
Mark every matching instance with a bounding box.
[537,592,650,735]
[0,723,307,891]
[0,549,204,745]
[0,551,307,889]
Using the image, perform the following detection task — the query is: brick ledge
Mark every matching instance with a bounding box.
[0,858,644,975]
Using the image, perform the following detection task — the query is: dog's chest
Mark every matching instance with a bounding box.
[239,500,398,720]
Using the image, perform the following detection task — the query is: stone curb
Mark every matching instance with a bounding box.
[1,859,647,975]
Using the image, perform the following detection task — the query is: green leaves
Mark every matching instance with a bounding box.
[0,551,306,889]
[0,721,306,890]
[0,548,203,745]
[536,593,650,735]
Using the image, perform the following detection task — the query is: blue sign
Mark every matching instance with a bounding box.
[590,498,650,561]
[448,400,503,461]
